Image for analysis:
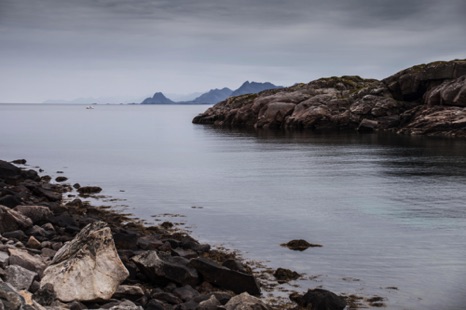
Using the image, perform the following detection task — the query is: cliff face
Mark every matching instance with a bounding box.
[193,59,466,138]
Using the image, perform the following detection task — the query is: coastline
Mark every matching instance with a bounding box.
[1,158,382,309]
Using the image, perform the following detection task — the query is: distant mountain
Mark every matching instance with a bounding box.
[141,92,174,104]
[141,81,281,105]
[231,81,281,97]
[189,87,233,104]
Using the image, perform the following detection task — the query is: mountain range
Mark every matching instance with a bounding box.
[141,81,281,105]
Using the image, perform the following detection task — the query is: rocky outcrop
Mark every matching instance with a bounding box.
[40,221,129,302]
[290,288,347,310]
[193,59,466,138]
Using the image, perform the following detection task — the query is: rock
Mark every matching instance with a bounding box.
[26,236,42,249]
[172,285,199,302]
[424,75,466,107]
[0,281,24,310]
[99,299,143,310]
[33,283,55,306]
[151,292,182,305]
[136,235,163,250]
[189,257,261,296]
[0,195,22,208]
[145,299,173,310]
[113,285,145,301]
[0,160,22,182]
[198,295,221,310]
[224,292,270,310]
[77,186,102,195]
[273,268,300,283]
[40,221,129,302]
[8,248,47,275]
[281,239,322,251]
[113,231,139,250]
[0,205,33,233]
[357,118,379,133]
[5,265,37,290]
[11,159,27,165]
[2,230,28,241]
[0,251,9,268]
[131,251,199,286]
[222,259,250,274]
[13,205,53,225]
[54,176,68,182]
[290,288,346,310]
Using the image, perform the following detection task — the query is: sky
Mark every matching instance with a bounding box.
[1,0,465,103]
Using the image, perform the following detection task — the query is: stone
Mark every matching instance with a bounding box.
[224,292,269,310]
[132,251,199,286]
[151,292,182,305]
[113,285,145,301]
[13,205,53,225]
[54,176,68,182]
[0,251,9,268]
[0,205,33,233]
[273,268,300,283]
[172,285,199,302]
[5,265,37,290]
[281,239,322,251]
[0,281,24,310]
[0,160,22,182]
[26,236,42,249]
[189,257,261,296]
[33,283,55,306]
[145,299,172,310]
[0,195,22,208]
[40,221,129,302]
[357,118,379,132]
[8,248,47,275]
[77,186,102,195]
[198,295,221,310]
[137,235,163,250]
[2,230,27,241]
[290,288,346,310]
[113,231,139,250]
[11,159,27,165]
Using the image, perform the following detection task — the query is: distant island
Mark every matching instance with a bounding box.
[141,81,282,105]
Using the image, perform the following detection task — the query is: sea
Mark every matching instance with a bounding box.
[1,103,465,309]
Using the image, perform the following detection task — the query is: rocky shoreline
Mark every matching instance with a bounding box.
[0,159,363,310]
[193,59,466,138]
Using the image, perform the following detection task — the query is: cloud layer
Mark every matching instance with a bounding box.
[1,0,465,102]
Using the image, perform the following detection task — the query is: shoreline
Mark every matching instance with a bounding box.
[0,159,384,309]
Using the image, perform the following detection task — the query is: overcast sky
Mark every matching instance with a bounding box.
[1,0,465,103]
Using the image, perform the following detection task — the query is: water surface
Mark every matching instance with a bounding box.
[1,104,465,309]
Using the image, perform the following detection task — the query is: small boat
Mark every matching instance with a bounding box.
[86,106,94,109]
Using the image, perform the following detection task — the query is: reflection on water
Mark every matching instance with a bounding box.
[1,105,466,309]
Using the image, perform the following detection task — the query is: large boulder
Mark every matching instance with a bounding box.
[0,205,33,233]
[4,265,37,291]
[13,205,53,225]
[0,160,22,182]
[189,257,261,296]
[8,248,47,275]
[131,251,199,286]
[40,221,129,302]
[424,75,466,107]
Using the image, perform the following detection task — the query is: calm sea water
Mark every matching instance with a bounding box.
[1,104,465,309]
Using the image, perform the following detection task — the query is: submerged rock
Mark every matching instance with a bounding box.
[281,239,322,251]
[290,288,347,310]
[40,221,129,302]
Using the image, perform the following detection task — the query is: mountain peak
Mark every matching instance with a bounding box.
[231,81,281,97]
[141,92,174,104]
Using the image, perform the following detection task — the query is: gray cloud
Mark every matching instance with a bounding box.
[0,0,465,102]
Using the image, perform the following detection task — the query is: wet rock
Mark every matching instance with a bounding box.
[11,159,27,165]
[40,221,129,302]
[54,176,68,183]
[222,259,250,274]
[0,160,22,183]
[189,257,261,296]
[290,288,346,310]
[4,265,37,290]
[225,292,270,310]
[0,205,33,233]
[281,239,322,251]
[13,205,53,225]
[273,268,300,283]
[132,251,199,286]
[77,186,102,196]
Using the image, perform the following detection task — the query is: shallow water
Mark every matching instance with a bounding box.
[1,104,465,309]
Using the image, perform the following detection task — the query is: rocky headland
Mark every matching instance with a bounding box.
[192,59,466,138]
[0,159,362,310]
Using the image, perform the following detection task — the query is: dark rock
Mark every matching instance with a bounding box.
[189,257,261,296]
[357,118,379,133]
[171,247,198,259]
[0,205,33,233]
[0,195,22,208]
[49,212,78,228]
[290,288,346,310]
[2,230,28,241]
[5,264,37,290]
[55,176,68,182]
[137,235,163,250]
[113,285,145,301]
[281,239,322,251]
[13,205,53,224]
[273,268,300,283]
[66,198,83,207]
[73,183,81,189]
[11,159,27,165]
[114,231,139,250]
[222,259,250,274]
[145,299,173,310]
[151,292,183,305]
[132,251,199,286]
[0,160,22,182]
[77,186,102,195]
[0,281,24,310]
[172,285,199,302]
